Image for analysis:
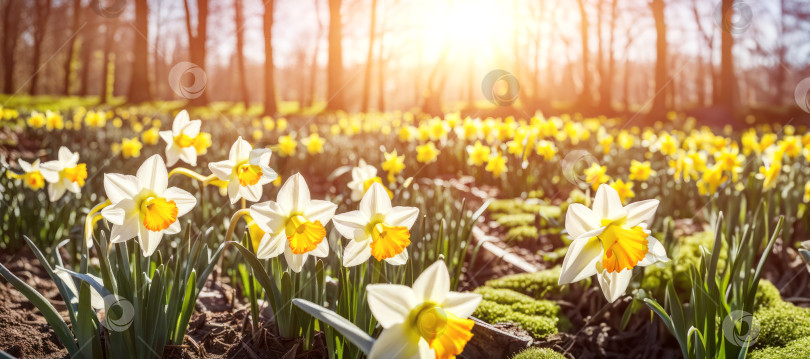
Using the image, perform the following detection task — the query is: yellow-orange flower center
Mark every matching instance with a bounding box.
[285,215,326,254]
[411,304,474,359]
[237,163,263,186]
[174,134,195,148]
[62,164,87,186]
[598,219,649,273]
[369,223,410,261]
[141,197,179,232]
[24,172,45,190]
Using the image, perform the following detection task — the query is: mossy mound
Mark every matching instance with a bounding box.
[484,267,565,299]
[754,280,782,311]
[640,231,727,297]
[511,347,567,359]
[749,336,810,359]
[472,286,569,338]
[754,301,810,348]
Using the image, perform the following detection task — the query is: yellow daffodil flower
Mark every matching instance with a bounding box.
[193,132,212,155]
[485,152,507,178]
[121,137,143,159]
[302,133,326,154]
[382,150,406,182]
[584,163,610,190]
[416,142,440,164]
[278,135,297,156]
[628,160,654,181]
[209,137,278,204]
[142,127,160,145]
[466,141,491,166]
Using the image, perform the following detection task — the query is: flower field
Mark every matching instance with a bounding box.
[1,98,809,359]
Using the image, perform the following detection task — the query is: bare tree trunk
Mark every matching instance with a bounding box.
[182,0,209,105]
[377,32,385,111]
[30,0,52,95]
[307,0,324,108]
[234,0,250,108]
[575,0,592,108]
[262,0,278,114]
[61,0,82,95]
[101,21,115,104]
[325,0,345,111]
[719,0,735,108]
[2,0,22,94]
[361,0,378,112]
[649,0,668,118]
[79,22,95,96]
[603,0,618,111]
[127,0,151,103]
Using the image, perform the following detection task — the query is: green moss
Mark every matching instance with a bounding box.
[474,300,559,338]
[490,199,526,214]
[511,348,567,359]
[506,226,539,242]
[754,302,810,348]
[754,280,782,311]
[749,336,810,359]
[640,231,727,298]
[474,287,559,317]
[485,267,565,299]
[496,213,536,228]
[537,205,561,220]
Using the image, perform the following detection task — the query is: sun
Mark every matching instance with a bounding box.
[421,0,510,55]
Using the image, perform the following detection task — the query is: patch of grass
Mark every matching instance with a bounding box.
[485,267,566,299]
[749,336,810,359]
[506,226,539,242]
[511,348,567,359]
[495,213,536,228]
[754,302,810,348]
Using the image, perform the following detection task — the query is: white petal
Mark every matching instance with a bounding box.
[228,179,241,203]
[164,220,182,235]
[180,119,201,138]
[249,148,272,166]
[159,130,173,145]
[596,268,633,303]
[367,323,422,359]
[249,201,287,234]
[624,199,659,227]
[104,174,140,204]
[412,260,450,303]
[259,166,278,185]
[18,159,32,172]
[101,199,135,225]
[58,147,78,166]
[109,218,139,243]
[178,147,197,166]
[385,207,419,229]
[558,233,604,284]
[360,182,392,217]
[39,161,61,183]
[137,155,168,193]
[303,200,337,225]
[48,183,67,202]
[366,284,416,327]
[565,203,600,239]
[638,235,669,266]
[138,226,164,257]
[333,210,369,239]
[256,232,286,259]
[277,173,311,212]
[208,160,234,181]
[229,137,253,162]
[342,238,372,267]
[442,291,483,319]
[592,184,626,221]
[311,238,329,258]
[385,248,409,266]
[283,245,308,273]
[172,110,190,133]
[239,184,262,203]
[164,187,197,216]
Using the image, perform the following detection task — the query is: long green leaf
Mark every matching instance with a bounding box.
[293,299,375,355]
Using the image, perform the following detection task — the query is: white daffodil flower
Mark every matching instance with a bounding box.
[366,260,482,359]
[100,155,197,256]
[559,183,669,303]
[40,146,87,202]
[249,173,338,272]
[159,110,201,166]
[332,182,418,267]
[16,158,46,190]
[208,136,277,204]
[348,159,381,202]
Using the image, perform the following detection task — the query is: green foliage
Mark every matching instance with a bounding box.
[511,347,567,359]
[754,280,782,311]
[749,336,810,359]
[495,213,536,228]
[641,231,727,298]
[754,302,810,348]
[472,286,568,338]
[484,267,566,299]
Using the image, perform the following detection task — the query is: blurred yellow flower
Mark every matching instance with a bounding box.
[45,110,63,130]
[142,127,160,145]
[252,129,264,141]
[778,136,801,159]
[485,152,507,177]
[398,125,414,142]
[697,164,728,196]
[27,111,45,128]
[416,142,439,164]
[120,137,143,159]
[278,135,297,156]
[584,163,610,190]
[657,133,678,156]
[381,150,405,182]
[609,179,635,203]
[617,131,634,150]
[758,162,781,192]
[599,135,613,154]
[628,160,654,181]
[84,111,106,127]
[804,182,810,203]
[466,141,490,166]
[277,118,288,132]
[113,117,123,128]
[302,133,325,154]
